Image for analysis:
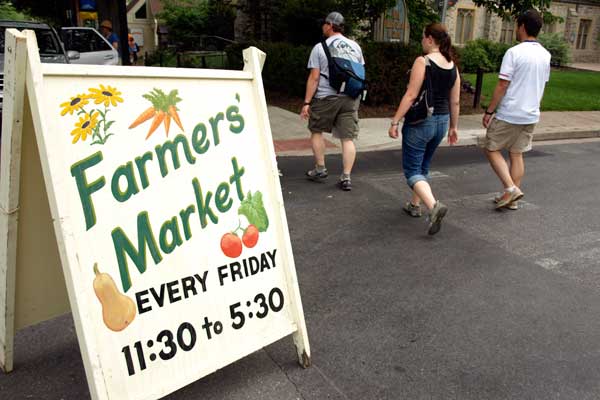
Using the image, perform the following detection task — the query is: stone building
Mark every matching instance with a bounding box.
[443,0,600,62]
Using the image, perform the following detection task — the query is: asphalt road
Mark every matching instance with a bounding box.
[3,140,600,400]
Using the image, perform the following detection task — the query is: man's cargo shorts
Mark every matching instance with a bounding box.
[308,95,360,139]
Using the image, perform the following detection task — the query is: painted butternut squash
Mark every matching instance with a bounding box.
[93,263,136,332]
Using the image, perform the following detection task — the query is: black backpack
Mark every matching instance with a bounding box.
[320,39,367,100]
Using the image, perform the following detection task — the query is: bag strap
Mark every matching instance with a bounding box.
[320,39,334,80]
[423,55,433,99]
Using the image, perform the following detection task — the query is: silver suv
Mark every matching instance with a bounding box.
[60,27,119,65]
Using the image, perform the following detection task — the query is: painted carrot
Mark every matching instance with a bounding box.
[146,110,165,139]
[164,113,171,137]
[168,105,184,131]
[129,107,156,129]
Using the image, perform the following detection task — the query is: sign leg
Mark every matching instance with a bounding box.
[0,30,28,373]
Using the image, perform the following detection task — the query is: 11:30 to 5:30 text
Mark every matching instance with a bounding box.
[121,287,285,376]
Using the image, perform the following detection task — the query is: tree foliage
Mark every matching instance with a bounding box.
[471,0,552,18]
[158,0,234,49]
[0,1,35,21]
[406,0,439,44]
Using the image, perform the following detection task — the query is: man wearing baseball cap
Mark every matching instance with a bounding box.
[100,19,119,50]
[300,12,365,191]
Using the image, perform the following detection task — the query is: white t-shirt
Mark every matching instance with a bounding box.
[495,41,551,125]
[307,34,364,98]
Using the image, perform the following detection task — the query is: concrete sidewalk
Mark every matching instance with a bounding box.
[269,106,600,156]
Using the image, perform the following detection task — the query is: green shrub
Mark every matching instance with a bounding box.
[456,39,511,72]
[538,32,571,66]
[361,41,422,105]
[459,44,493,73]
[225,41,311,96]
[227,41,422,106]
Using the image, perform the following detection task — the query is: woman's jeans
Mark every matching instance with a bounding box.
[402,114,449,188]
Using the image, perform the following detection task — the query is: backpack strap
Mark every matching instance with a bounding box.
[320,39,333,80]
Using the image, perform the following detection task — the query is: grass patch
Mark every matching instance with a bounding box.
[462,70,600,111]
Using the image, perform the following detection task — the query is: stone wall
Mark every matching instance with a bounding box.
[442,0,600,63]
[562,3,600,62]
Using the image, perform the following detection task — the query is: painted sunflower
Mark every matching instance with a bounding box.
[71,111,99,144]
[59,94,89,116]
[88,84,124,107]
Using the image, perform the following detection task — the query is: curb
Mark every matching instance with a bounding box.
[273,129,600,157]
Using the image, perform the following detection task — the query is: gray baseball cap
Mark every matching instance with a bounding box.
[325,12,344,26]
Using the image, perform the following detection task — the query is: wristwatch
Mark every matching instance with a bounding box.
[303,102,311,106]
[485,109,494,115]
[390,121,399,126]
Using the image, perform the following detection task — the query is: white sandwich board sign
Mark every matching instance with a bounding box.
[0,29,310,399]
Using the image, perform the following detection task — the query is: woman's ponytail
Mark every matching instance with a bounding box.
[424,23,453,62]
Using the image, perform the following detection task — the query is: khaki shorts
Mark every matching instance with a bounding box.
[308,95,360,139]
[485,118,536,153]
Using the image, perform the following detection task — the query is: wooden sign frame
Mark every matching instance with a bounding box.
[0,29,310,399]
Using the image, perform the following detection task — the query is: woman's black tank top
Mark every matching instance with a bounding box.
[428,58,457,115]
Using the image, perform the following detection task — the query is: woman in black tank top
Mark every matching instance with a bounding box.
[388,23,461,235]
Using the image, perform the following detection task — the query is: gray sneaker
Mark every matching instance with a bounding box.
[493,194,518,210]
[337,179,352,191]
[403,202,422,217]
[306,168,328,182]
[427,201,448,235]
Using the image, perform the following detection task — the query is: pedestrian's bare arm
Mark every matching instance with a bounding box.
[300,68,320,120]
[389,57,425,138]
[482,79,510,127]
[448,72,460,144]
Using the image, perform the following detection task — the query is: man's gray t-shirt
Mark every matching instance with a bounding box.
[307,35,365,98]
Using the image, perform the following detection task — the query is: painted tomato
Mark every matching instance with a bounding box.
[242,224,259,248]
[221,233,242,258]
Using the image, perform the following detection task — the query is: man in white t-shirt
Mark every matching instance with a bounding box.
[482,9,551,210]
[300,12,365,191]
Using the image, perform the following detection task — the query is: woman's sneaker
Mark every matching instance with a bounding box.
[427,201,448,235]
[306,168,328,182]
[403,202,422,217]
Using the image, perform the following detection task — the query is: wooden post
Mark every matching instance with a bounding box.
[473,67,484,109]
[0,29,28,373]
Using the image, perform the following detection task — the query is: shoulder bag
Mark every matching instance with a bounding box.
[404,56,434,125]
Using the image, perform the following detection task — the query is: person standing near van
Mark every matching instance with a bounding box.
[482,9,551,210]
[300,12,365,191]
[100,20,119,50]
[388,23,460,235]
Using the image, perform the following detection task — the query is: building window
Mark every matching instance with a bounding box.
[499,19,515,44]
[456,9,474,44]
[576,19,591,49]
[135,3,147,20]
